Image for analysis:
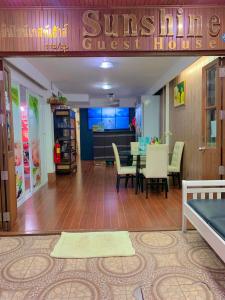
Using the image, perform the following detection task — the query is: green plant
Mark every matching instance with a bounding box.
[29,95,39,121]
[47,95,67,105]
[58,96,67,104]
[11,86,19,106]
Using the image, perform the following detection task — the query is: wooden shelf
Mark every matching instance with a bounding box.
[54,108,77,174]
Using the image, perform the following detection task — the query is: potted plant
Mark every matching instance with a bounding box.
[58,96,68,105]
[47,95,59,104]
[47,95,68,105]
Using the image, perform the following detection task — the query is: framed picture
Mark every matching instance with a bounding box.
[174,81,185,107]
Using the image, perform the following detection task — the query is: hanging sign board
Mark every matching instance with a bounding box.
[0,7,225,54]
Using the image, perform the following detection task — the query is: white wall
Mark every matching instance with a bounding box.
[69,96,136,108]
[7,58,54,91]
[65,93,89,103]
[149,57,199,95]
[39,102,55,176]
[141,95,160,139]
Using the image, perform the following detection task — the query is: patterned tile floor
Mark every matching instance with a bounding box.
[0,231,225,299]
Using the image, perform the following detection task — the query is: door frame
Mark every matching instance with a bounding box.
[0,60,16,230]
[220,58,225,179]
[201,57,225,179]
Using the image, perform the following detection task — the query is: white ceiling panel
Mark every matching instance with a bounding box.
[26,56,197,98]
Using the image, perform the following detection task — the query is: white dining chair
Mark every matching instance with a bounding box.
[130,142,139,167]
[130,142,139,154]
[141,144,169,198]
[168,141,184,188]
[112,143,136,192]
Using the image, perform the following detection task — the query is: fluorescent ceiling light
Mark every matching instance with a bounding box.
[100,61,113,69]
[102,83,112,90]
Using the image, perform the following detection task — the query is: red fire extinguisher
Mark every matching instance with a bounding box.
[54,141,61,164]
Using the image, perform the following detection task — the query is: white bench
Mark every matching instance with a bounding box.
[182,180,225,263]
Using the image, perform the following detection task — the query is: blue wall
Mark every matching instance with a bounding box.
[80,108,135,160]
[80,108,94,160]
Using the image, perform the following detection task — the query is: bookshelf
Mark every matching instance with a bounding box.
[53,108,77,173]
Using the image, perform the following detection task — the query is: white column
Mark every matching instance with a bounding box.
[141,95,160,138]
[39,100,47,185]
[165,83,170,145]
[43,102,55,175]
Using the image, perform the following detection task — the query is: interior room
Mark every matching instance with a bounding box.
[4,55,222,234]
[2,53,225,299]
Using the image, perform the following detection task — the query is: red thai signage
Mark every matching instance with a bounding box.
[0,7,224,53]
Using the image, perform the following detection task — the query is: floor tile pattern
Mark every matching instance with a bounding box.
[0,231,225,299]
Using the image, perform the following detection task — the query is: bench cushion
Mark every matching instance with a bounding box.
[209,217,225,240]
[188,199,225,239]
[188,199,225,220]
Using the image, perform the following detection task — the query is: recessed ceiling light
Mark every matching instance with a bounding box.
[102,83,112,90]
[100,61,113,69]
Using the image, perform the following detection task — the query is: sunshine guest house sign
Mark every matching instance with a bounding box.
[0,7,225,53]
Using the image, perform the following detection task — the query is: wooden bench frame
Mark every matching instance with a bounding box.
[182,180,225,263]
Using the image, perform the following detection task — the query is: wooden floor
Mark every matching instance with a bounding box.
[11,161,183,234]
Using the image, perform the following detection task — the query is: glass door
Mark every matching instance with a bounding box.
[21,104,31,192]
[28,92,41,189]
[20,85,31,194]
[205,65,217,147]
[12,84,24,200]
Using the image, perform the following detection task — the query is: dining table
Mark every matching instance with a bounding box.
[119,148,146,194]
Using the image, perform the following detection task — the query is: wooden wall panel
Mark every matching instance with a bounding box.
[169,56,217,179]
[0,1,225,8]
[0,7,224,55]
[222,59,225,180]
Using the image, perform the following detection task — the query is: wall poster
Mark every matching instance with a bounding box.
[174,81,185,107]
[28,93,41,189]
[11,84,24,199]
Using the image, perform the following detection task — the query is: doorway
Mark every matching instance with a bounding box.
[0,61,17,230]
[1,55,225,233]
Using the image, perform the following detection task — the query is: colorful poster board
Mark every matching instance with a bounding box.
[28,93,41,189]
[12,84,24,199]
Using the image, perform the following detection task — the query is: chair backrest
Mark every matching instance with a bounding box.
[145,144,169,178]
[170,141,184,172]
[130,142,139,154]
[112,143,121,172]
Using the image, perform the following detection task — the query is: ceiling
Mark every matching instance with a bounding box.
[27,57,195,98]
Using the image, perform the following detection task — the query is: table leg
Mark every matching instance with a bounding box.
[135,155,140,194]
[127,154,132,166]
